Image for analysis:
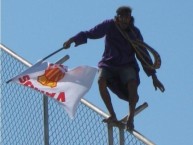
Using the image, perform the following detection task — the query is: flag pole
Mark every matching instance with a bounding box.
[6,47,65,84]
[41,47,64,61]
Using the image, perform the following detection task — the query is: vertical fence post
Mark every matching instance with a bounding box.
[119,128,125,145]
[43,96,49,145]
[107,124,114,145]
[106,102,148,145]
[42,55,70,145]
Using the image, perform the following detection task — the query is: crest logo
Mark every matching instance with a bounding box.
[38,64,67,88]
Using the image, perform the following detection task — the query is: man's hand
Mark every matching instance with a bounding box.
[152,74,165,92]
[63,38,74,49]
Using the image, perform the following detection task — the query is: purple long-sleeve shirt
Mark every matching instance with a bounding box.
[71,19,155,76]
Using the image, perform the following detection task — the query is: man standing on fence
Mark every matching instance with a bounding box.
[63,6,165,130]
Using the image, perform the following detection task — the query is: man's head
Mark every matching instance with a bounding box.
[116,6,132,30]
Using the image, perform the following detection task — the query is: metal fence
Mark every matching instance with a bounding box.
[0,44,155,145]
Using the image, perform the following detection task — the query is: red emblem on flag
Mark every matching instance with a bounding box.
[37,64,66,88]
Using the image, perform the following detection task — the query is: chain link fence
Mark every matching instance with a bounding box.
[0,44,155,145]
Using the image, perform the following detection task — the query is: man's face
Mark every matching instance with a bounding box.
[117,14,131,30]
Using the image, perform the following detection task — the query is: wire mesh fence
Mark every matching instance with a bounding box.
[0,47,44,145]
[0,45,154,145]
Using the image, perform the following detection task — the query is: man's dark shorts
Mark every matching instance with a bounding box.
[98,67,140,85]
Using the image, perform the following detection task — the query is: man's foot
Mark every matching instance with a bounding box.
[102,116,118,123]
[126,117,134,131]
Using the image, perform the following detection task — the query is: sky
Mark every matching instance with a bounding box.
[1,0,193,145]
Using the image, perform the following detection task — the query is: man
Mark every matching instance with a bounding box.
[63,6,165,130]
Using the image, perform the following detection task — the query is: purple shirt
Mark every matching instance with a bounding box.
[71,19,155,76]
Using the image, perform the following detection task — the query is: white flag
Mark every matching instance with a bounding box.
[9,61,97,118]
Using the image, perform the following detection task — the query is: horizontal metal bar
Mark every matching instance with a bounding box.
[81,99,109,118]
[0,44,31,67]
[132,130,155,145]
[120,102,148,123]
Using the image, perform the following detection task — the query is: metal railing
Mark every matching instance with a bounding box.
[0,44,155,145]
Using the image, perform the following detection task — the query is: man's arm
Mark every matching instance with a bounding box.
[63,19,112,49]
[134,27,165,92]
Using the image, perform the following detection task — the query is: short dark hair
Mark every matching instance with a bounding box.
[116,6,132,16]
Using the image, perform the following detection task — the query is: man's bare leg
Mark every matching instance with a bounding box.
[98,77,117,122]
[127,80,139,130]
